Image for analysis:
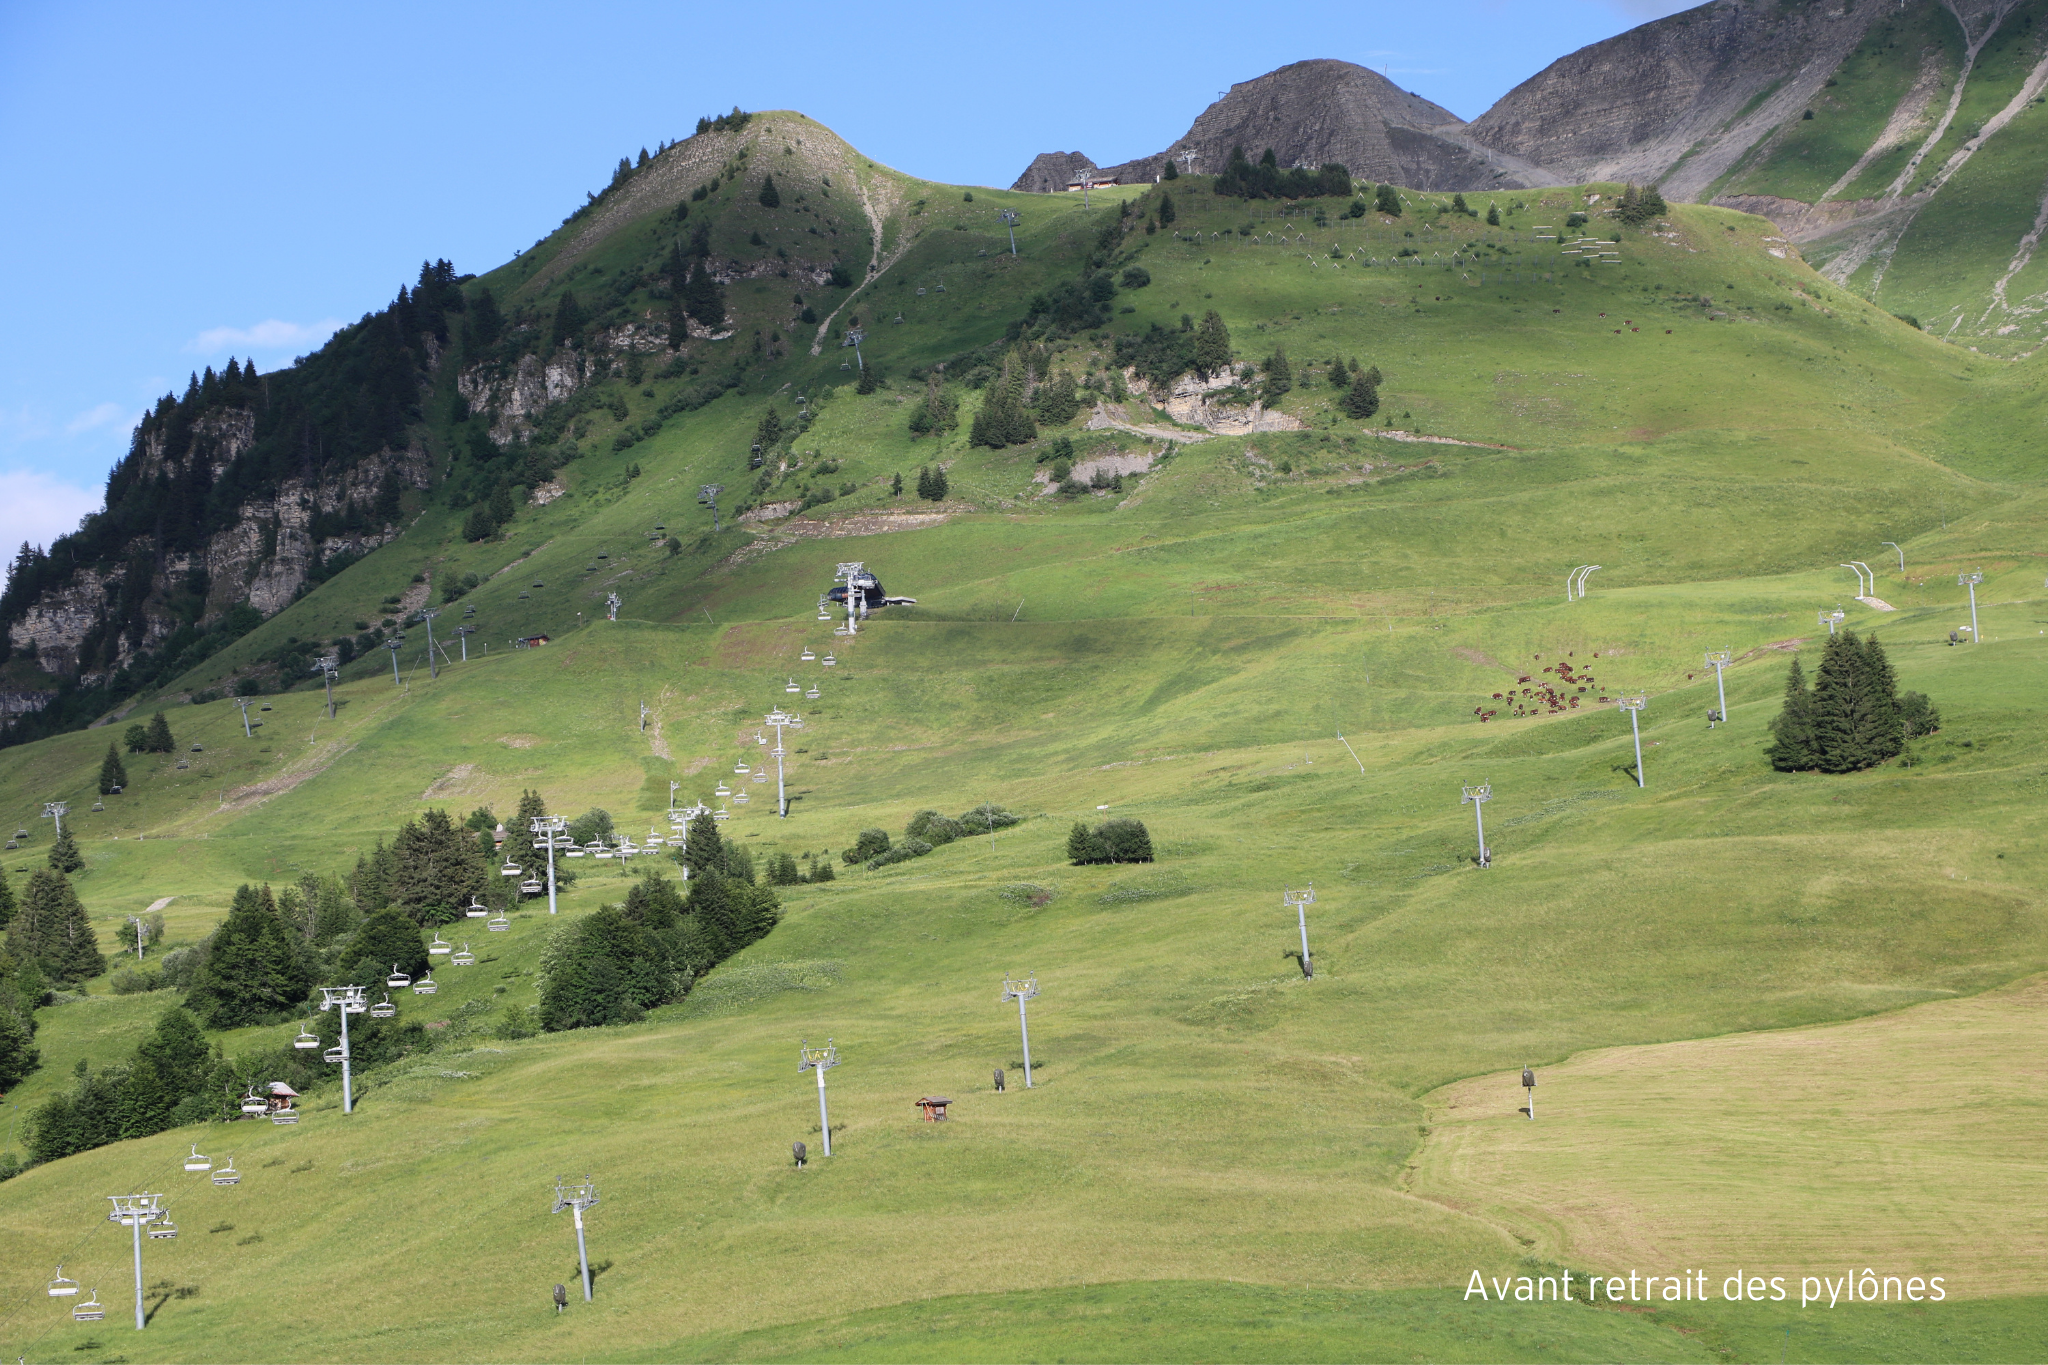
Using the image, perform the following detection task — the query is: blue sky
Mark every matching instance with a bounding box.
[0,0,1691,561]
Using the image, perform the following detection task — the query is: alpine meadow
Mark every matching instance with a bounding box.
[3,7,2048,1363]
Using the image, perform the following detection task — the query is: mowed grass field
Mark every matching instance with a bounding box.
[2,152,2047,1359]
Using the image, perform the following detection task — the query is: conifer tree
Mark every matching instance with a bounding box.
[0,993,36,1091]
[389,808,485,925]
[1193,310,1232,377]
[891,471,904,496]
[929,465,949,501]
[857,362,879,395]
[98,744,127,795]
[1767,656,1820,772]
[1158,192,1176,225]
[550,290,586,349]
[1329,356,1349,389]
[684,261,726,329]
[184,884,311,1028]
[116,1006,211,1139]
[758,175,781,208]
[1261,347,1293,405]
[1374,184,1402,216]
[47,827,83,875]
[1066,822,1104,865]
[681,809,723,878]
[1162,158,1178,180]
[144,711,175,753]
[1487,203,1501,226]
[0,864,16,929]
[10,870,104,985]
[1341,370,1381,420]
[916,467,933,499]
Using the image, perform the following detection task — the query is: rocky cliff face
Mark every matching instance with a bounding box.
[6,421,426,683]
[1015,60,1563,193]
[1011,152,1100,194]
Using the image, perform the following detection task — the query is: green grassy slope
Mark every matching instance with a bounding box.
[2,123,2046,1361]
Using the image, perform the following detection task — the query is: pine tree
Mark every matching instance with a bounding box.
[389,808,485,925]
[1341,370,1381,420]
[116,1006,211,1139]
[916,467,933,499]
[1856,634,1906,764]
[0,864,15,928]
[1766,656,1820,772]
[47,827,83,875]
[758,175,781,208]
[1329,356,1349,389]
[550,290,586,349]
[0,996,36,1091]
[1066,822,1102,865]
[891,471,904,497]
[684,261,726,329]
[1487,203,1501,226]
[184,884,312,1028]
[10,870,104,985]
[683,868,742,961]
[1161,158,1178,180]
[98,744,127,795]
[1810,632,1873,773]
[144,711,174,753]
[857,362,879,395]
[1193,310,1232,377]
[929,465,949,501]
[1261,347,1292,405]
[1374,184,1402,216]
[681,809,723,879]
[1158,191,1176,225]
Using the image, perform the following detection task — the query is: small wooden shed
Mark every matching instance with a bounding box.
[914,1096,952,1122]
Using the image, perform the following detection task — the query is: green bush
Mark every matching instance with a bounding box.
[843,829,891,864]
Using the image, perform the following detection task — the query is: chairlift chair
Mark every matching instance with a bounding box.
[785,676,800,693]
[370,994,396,1018]
[183,1144,212,1172]
[488,910,510,932]
[91,800,104,812]
[822,653,837,666]
[387,964,412,988]
[564,845,585,858]
[595,847,614,859]
[293,1026,320,1050]
[176,760,189,769]
[149,1220,178,1239]
[260,702,272,710]
[467,897,489,917]
[800,647,815,660]
[520,877,543,894]
[712,808,730,821]
[212,1156,241,1186]
[429,933,452,956]
[715,781,731,797]
[583,840,604,855]
[732,791,749,804]
[413,972,437,995]
[15,827,26,838]
[452,943,476,967]
[500,859,521,877]
[48,1267,80,1298]
[805,685,821,700]
[323,1045,346,1064]
[4,842,14,851]
[240,1089,268,1114]
[270,1107,299,1125]
[73,1288,105,1321]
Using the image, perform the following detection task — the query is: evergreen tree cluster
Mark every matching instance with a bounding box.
[1066,818,1154,865]
[1611,183,1669,227]
[1373,184,1403,216]
[970,353,1039,448]
[1767,632,1935,773]
[183,884,315,1029]
[907,371,959,437]
[0,889,45,1091]
[1260,348,1293,405]
[539,812,779,1032]
[915,466,950,500]
[1214,147,1354,200]
[124,711,176,753]
[1340,362,1383,420]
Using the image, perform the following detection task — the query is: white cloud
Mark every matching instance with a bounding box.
[64,402,132,437]
[0,469,103,569]
[186,317,344,355]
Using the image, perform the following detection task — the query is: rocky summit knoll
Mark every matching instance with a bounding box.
[1010,59,1562,193]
